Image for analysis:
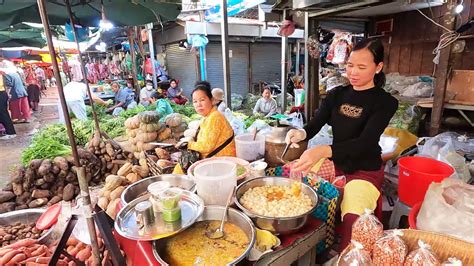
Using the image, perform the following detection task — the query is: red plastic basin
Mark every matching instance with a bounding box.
[408,201,422,229]
[398,157,454,207]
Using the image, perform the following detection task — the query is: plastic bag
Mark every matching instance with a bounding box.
[308,124,333,148]
[291,112,304,129]
[247,119,272,136]
[405,240,440,266]
[379,134,399,155]
[419,132,471,182]
[401,82,434,98]
[417,178,474,243]
[442,257,463,266]
[351,209,384,252]
[372,230,408,265]
[231,93,244,110]
[224,108,246,135]
[340,241,372,266]
[388,103,422,135]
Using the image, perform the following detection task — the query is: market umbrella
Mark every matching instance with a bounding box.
[0,0,181,30]
[0,29,45,47]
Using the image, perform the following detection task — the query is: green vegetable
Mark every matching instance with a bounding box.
[237,166,246,176]
[169,101,196,117]
[21,137,71,166]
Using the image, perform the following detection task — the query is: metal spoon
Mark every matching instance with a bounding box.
[206,187,235,239]
[278,142,291,164]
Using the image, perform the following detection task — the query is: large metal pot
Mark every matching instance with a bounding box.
[0,209,54,243]
[234,177,318,235]
[265,125,307,167]
[121,175,196,205]
[153,206,256,265]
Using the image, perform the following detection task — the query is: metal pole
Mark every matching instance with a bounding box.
[220,0,231,109]
[295,41,300,76]
[146,23,158,89]
[281,9,288,111]
[304,11,310,120]
[36,1,101,265]
[65,0,101,134]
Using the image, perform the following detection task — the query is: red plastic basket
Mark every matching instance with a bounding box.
[398,157,454,207]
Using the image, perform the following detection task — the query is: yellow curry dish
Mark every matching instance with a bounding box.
[163,220,249,266]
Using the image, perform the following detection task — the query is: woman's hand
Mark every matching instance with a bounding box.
[292,145,332,174]
[285,129,307,148]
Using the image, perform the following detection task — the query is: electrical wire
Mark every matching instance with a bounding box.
[416,8,460,76]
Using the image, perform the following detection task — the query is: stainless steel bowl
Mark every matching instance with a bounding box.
[153,206,256,265]
[121,174,196,205]
[234,177,318,235]
[0,208,54,243]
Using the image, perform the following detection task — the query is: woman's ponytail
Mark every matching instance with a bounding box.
[374,71,386,89]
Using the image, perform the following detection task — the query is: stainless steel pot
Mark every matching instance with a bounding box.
[234,177,318,235]
[0,209,54,243]
[264,125,307,167]
[121,175,196,205]
[153,206,256,265]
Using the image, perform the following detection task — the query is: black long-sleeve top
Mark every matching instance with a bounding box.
[304,85,398,173]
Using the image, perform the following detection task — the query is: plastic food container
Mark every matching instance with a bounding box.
[193,160,237,205]
[247,161,268,180]
[159,188,182,210]
[162,206,182,222]
[148,181,171,212]
[235,133,265,162]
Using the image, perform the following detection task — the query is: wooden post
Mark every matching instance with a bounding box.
[429,3,457,136]
[127,27,140,101]
[304,13,319,120]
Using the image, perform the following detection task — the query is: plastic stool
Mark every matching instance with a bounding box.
[389,199,411,229]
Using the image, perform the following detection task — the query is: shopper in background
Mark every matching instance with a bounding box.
[4,71,31,123]
[107,82,137,116]
[0,72,16,140]
[60,80,108,122]
[33,64,46,90]
[211,88,226,113]
[151,91,173,122]
[139,79,155,106]
[253,87,277,117]
[26,79,41,112]
[167,79,188,105]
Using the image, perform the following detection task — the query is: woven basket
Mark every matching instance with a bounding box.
[337,229,474,265]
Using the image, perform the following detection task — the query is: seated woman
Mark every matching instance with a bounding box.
[211,87,226,113]
[139,79,155,106]
[173,81,236,174]
[253,87,277,117]
[167,79,188,105]
[151,91,173,122]
[107,82,137,116]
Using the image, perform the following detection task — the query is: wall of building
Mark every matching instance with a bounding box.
[371,3,474,76]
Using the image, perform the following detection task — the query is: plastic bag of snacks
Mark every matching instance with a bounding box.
[442,257,463,266]
[372,229,408,265]
[405,240,440,266]
[340,241,372,266]
[351,208,383,252]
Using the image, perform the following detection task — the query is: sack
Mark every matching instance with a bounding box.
[417,178,474,243]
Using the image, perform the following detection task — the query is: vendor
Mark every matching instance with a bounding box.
[173,81,236,174]
[167,79,188,105]
[60,80,108,122]
[211,87,226,113]
[253,87,277,117]
[151,91,173,122]
[107,82,137,116]
[285,39,398,251]
[140,79,155,106]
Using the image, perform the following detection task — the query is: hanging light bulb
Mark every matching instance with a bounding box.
[99,3,114,31]
[455,0,464,14]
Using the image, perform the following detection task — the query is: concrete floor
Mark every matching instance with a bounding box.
[0,87,59,188]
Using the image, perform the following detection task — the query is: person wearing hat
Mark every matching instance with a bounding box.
[211,88,226,113]
[140,79,155,106]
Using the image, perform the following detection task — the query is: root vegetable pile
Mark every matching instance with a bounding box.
[0,148,101,214]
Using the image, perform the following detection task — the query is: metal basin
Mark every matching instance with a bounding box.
[234,177,318,235]
[0,209,54,244]
[121,175,196,205]
[153,206,256,265]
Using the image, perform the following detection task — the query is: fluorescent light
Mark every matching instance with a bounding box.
[99,4,114,31]
[455,4,464,14]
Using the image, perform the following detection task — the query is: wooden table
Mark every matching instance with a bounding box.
[255,218,327,266]
[418,100,474,127]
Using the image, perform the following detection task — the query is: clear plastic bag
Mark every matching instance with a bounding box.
[308,124,333,148]
[442,257,463,266]
[291,112,304,129]
[224,108,246,135]
[372,229,408,265]
[351,209,383,252]
[405,240,440,266]
[340,241,372,266]
[401,82,434,98]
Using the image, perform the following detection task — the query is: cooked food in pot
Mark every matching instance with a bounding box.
[163,220,249,266]
[239,182,313,217]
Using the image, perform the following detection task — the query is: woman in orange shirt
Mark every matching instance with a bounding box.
[173,81,236,174]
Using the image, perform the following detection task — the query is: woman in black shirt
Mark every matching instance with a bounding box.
[286,39,398,250]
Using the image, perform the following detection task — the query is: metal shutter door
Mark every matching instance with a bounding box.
[206,42,249,97]
[165,43,197,96]
[251,43,281,85]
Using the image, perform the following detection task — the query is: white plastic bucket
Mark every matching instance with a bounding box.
[235,133,265,162]
[193,160,237,205]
